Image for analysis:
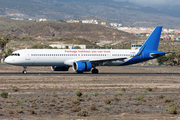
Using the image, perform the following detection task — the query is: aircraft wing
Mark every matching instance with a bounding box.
[89,57,127,62]
[64,57,128,66]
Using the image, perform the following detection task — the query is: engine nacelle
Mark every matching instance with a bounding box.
[73,61,92,72]
[51,66,69,71]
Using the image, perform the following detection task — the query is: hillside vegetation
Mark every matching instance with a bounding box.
[2,35,98,50]
[1,18,180,53]
[6,21,141,42]
[0,17,34,32]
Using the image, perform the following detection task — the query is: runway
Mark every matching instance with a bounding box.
[1,64,180,76]
[0,72,180,76]
[9,92,180,97]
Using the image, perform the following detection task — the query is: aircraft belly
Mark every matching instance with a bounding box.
[103,61,125,66]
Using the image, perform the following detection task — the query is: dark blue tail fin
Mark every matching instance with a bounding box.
[140,26,162,52]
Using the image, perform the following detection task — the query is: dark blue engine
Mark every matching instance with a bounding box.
[51,66,69,71]
[73,61,92,73]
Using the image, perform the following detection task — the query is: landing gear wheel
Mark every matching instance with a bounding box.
[22,66,27,74]
[22,70,27,74]
[92,69,99,74]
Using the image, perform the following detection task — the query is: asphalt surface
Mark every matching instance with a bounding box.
[1,63,180,76]
[0,72,180,76]
[9,92,180,97]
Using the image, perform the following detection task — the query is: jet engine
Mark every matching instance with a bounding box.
[73,61,92,73]
[51,66,69,71]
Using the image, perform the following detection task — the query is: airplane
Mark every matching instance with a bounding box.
[5,26,165,74]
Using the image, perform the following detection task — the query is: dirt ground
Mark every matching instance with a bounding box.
[0,65,180,120]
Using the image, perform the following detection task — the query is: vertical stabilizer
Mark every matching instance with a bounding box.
[140,26,162,51]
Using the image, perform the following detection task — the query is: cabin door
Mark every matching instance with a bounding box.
[25,50,30,60]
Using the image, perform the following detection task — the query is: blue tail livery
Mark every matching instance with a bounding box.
[122,26,165,65]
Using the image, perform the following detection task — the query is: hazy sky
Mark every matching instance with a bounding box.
[115,0,180,6]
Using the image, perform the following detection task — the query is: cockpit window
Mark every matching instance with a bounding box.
[11,53,20,56]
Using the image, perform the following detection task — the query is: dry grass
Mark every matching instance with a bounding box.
[29,109,35,114]
[134,109,140,113]
[157,94,164,99]
[7,110,13,114]
[104,99,111,104]
[163,98,174,103]
[71,106,81,112]
[17,109,23,114]
[71,99,80,104]
[90,105,97,111]
[114,97,119,102]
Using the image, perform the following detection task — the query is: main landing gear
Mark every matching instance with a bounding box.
[22,66,27,74]
[92,68,99,74]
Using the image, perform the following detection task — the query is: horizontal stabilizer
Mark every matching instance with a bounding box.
[150,52,172,57]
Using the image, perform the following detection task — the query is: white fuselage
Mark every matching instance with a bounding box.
[5,49,139,66]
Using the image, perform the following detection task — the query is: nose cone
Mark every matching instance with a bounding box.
[5,57,11,64]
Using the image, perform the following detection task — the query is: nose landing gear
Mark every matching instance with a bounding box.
[22,66,27,74]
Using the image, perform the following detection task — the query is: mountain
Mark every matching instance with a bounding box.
[0,17,34,32]
[5,21,141,42]
[1,0,180,29]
